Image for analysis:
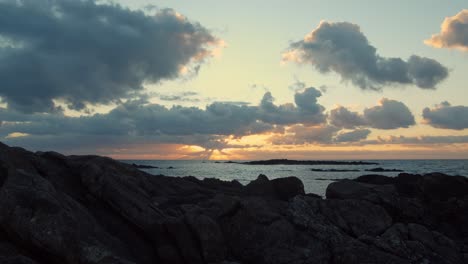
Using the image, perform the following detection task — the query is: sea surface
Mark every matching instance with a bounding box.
[120,160,468,197]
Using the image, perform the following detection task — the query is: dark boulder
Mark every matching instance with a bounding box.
[245,175,305,201]
[355,174,396,185]
[271,176,305,200]
[319,199,392,237]
[244,174,275,197]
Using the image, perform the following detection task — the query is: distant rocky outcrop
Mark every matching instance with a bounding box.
[365,167,404,172]
[131,163,159,169]
[242,159,378,165]
[310,168,360,172]
[0,142,467,263]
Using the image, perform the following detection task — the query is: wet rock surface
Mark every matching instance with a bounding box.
[0,142,467,264]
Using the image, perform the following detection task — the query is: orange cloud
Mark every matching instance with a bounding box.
[103,144,213,160]
[425,10,468,51]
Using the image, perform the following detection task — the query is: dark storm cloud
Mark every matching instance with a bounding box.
[0,0,219,113]
[425,10,468,51]
[422,102,468,130]
[284,21,448,90]
[1,89,327,149]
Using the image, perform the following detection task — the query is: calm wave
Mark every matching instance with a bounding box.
[121,160,468,196]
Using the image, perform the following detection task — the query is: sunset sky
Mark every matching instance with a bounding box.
[1,0,467,159]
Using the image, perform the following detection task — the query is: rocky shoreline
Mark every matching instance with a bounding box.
[0,142,467,264]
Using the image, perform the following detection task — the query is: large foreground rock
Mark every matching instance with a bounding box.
[0,142,467,263]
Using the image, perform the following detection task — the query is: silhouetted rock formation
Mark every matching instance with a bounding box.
[214,161,236,164]
[310,168,360,172]
[365,167,404,172]
[132,163,159,169]
[242,159,378,165]
[0,142,467,263]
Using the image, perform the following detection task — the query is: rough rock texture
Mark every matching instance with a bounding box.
[0,142,467,263]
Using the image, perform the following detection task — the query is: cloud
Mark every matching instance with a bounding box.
[425,10,468,51]
[288,79,306,92]
[283,21,448,90]
[214,101,251,106]
[422,102,468,130]
[368,135,468,145]
[267,121,467,146]
[294,87,323,113]
[363,98,416,129]
[2,134,244,156]
[329,98,415,130]
[335,129,371,142]
[269,125,340,145]
[0,89,327,150]
[154,91,201,102]
[0,0,220,113]
[258,87,326,125]
[0,100,268,137]
[329,106,367,129]
[269,126,371,145]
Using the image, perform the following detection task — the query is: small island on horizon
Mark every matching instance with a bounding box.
[216,159,379,165]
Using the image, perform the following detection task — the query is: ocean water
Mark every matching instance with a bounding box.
[120,160,468,197]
